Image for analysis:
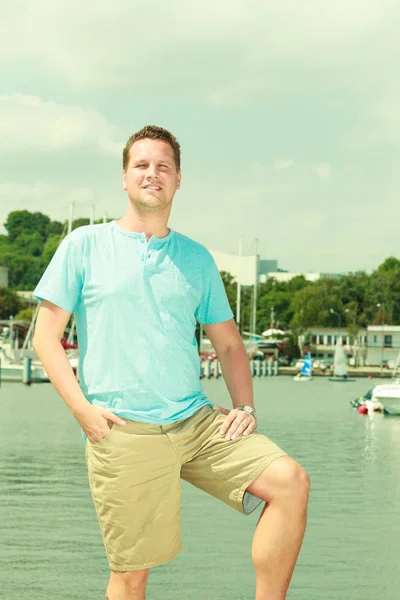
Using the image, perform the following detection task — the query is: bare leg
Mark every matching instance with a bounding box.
[246,456,310,600]
[105,569,149,600]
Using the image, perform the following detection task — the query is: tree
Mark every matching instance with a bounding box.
[257,287,294,332]
[15,307,36,321]
[286,275,308,294]
[12,231,44,257]
[377,257,400,273]
[368,258,400,324]
[290,278,343,330]
[42,235,62,266]
[0,288,22,319]
[0,234,10,251]
[0,253,43,289]
[47,220,65,237]
[345,300,360,341]
[282,332,301,362]
[72,218,90,230]
[220,271,237,318]
[4,210,50,242]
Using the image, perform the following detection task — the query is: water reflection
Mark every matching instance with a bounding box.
[1,379,400,599]
[362,414,378,464]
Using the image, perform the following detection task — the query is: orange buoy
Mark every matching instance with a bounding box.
[358,406,368,415]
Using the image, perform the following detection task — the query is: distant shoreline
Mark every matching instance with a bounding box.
[279,366,394,378]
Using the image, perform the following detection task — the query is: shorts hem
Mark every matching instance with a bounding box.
[237,451,287,515]
[108,544,183,571]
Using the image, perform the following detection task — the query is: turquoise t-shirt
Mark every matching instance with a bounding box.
[34,221,234,424]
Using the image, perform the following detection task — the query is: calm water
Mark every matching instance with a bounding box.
[1,377,399,600]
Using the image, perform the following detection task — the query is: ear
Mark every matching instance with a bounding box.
[122,170,127,191]
[176,171,182,191]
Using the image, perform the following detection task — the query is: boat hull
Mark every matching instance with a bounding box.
[0,366,49,382]
[371,382,400,414]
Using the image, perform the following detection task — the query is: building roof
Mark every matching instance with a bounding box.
[368,325,400,333]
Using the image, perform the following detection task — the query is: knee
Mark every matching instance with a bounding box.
[285,463,310,500]
[267,459,310,503]
[112,569,149,594]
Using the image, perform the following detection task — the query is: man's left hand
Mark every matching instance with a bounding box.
[212,406,257,441]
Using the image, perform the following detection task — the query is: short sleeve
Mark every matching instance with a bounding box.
[195,254,234,326]
[33,230,85,313]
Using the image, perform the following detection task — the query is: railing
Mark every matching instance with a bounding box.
[366,342,400,349]
[310,342,400,349]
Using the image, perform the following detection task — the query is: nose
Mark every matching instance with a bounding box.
[145,163,159,179]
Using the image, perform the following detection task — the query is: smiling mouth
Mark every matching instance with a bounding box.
[143,185,162,191]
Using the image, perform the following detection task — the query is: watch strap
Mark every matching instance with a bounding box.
[236,405,257,418]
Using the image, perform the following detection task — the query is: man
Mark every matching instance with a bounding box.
[33,125,309,600]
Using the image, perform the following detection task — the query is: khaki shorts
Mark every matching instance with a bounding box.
[85,404,286,571]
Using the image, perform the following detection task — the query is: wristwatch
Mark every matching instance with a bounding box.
[236,405,257,419]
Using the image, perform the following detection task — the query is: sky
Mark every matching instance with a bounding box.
[1,0,400,274]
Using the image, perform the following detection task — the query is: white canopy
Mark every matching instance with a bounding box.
[262,328,285,337]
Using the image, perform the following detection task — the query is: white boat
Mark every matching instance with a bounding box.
[0,307,79,382]
[371,381,400,415]
[0,320,49,382]
[293,352,312,382]
[370,352,400,414]
[0,347,49,382]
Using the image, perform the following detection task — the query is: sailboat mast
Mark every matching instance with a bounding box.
[252,238,259,336]
[68,202,74,235]
[236,237,242,331]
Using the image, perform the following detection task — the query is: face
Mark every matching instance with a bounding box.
[123,138,181,211]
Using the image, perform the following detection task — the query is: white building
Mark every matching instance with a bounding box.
[366,325,400,367]
[209,250,278,286]
[303,326,367,364]
[16,291,38,306]
[268,272,341,284]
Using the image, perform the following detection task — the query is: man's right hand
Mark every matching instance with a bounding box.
[74,404,126,443]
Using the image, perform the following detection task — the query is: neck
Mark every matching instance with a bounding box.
[117,204,171,240]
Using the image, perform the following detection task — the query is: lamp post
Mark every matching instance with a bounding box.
[377,303,384,377]
[330,308,349,341]
[251,238,259,337]
[330,308,341,329]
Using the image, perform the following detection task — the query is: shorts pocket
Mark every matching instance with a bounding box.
[91,421,116,446]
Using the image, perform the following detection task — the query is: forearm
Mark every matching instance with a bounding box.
[33,335,90,417]
[218,342,255,409]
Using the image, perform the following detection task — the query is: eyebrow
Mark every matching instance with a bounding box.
[132,159,173,166]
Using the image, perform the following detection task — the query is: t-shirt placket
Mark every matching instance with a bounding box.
[139,236,149,276]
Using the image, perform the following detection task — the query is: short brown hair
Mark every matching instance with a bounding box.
[123,125,181,171]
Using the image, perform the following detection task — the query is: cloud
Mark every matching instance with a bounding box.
[1,0,398,101]
[273,158,294,171]
[0,182,98,232]
[310,162,333,182]
[2,0,400,275]
[0,95,123,155]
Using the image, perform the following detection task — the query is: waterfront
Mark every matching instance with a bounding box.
[1,378,399,599]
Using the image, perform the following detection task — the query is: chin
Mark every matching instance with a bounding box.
[139,199,165,209]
